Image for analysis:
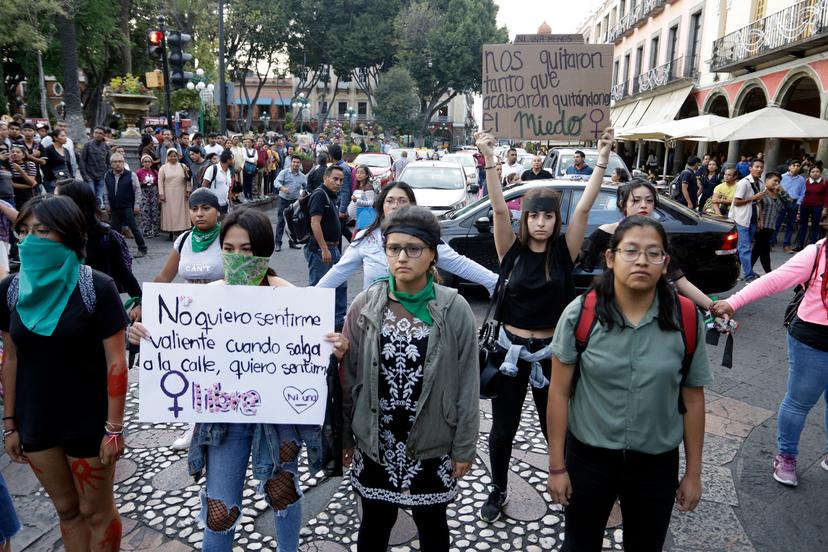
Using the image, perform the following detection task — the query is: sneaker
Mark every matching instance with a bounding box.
[275,243,282,252]
[134,250,147,258]
[773,454,798,487]
[784,246,795,253]
[171,424,195,451]
[479,487,509,523]
[821,455,828,473]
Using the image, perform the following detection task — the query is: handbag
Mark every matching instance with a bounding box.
[478,246,518,399]
[783,243,823,327]
[321,354,343,478]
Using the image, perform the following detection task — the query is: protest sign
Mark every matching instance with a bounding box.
[481,43,613,141]
[138,283,334,425]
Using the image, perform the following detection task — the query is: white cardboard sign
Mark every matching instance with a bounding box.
[138,283,334,424]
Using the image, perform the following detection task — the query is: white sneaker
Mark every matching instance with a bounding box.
[171,424,195,451]
[821,455,828,473]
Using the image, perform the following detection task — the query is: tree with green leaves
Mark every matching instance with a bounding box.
[373,66,420,136]
[55,1,86,144]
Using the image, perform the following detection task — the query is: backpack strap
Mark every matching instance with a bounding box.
[677,294,698,414]
[7,266,95,314]
[6,274,19,311]
[176,229,193,255]
[571,290,599,397]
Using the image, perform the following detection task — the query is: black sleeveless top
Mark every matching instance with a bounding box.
[498,235,575,329]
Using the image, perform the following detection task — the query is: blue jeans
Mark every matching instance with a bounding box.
[772,203,799,247]
[778,334,828,457]
[304,244,346,330]
[797,205,824,248]
[274,196,296,245]
[736,223,757,279]
[200,424,302,551]
[89,178,105,209]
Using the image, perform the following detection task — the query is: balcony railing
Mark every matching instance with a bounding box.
[607,0,667,44]
[711,0,828,72]
[612,55,698,101]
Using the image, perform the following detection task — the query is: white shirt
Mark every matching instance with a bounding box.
[203,164,231,206]
[730,176,760,227]
[502,161,522,181]
[175,231,224,283]
[204,143,224,157]
[315,227,498,294]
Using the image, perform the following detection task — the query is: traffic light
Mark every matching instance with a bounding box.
[167,31,193,90]
[147,30,165,61]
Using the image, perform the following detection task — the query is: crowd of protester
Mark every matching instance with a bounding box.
[0,115,827,552]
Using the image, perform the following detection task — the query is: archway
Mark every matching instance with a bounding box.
[777,74,821,164]
[706,94,729,117]
[671,96,701,171]
[732,85,769,162]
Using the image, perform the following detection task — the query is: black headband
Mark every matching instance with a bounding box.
[189,188,221,210]
[383,224,439,248]
[523,196,558,212]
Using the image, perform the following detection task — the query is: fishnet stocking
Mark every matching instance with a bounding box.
[206,498,240,532]
[265,471,298,510]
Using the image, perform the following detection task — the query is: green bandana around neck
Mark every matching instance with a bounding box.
[17,235,82,336]
[381,273,436,325]
[191,223,221,253]
[222,252,270,285]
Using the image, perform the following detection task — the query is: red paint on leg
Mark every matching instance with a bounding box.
[28,459,44,474]
[96,517,122,551]
[107,364,127,398]
[70,458,107,494]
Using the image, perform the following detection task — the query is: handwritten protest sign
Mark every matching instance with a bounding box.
[138,283,334,425]
[481,43,613,141]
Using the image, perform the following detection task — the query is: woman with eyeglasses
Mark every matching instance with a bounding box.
[341,206,479,551]
[316,181,497,293]
[579,179,714,311]
[548,216,710,551]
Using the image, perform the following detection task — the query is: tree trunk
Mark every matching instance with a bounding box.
[56,6,86,146]
[119,0,132,74]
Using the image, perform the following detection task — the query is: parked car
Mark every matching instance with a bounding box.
[352,152,394,188]
[543,148,629,179]
[398,160,469,217]
[438,179,740,294]
[441,153,479,193]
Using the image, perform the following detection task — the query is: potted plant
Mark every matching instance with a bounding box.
[104,74,157,138]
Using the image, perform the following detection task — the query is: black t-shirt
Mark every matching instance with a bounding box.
[679,169,699,208]
[0,270,129,445]
[306,165,326,193]
[42,145,72,182]
[498,235,575,329]
[520,169,553,181]
[580,227,684,281]
[308,185,340,244]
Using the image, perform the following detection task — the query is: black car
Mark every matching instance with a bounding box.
[438,180,740,294]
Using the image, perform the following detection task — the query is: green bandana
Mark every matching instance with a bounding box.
[191,223,221,253]
[222,252,270,285]
[17,236,82,336]
[381,273,436,325]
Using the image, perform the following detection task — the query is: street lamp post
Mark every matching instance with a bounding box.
[292,92,309,134]
[260,111,271,131]
[186,68,214,134]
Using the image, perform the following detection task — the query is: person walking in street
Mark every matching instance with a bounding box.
[676,156,701,210]
[81,127,111,209]
[730,158,766,282]
[255,136,269,198]
[698,159,721,215]
[241,137,258,202]
[41,129,74,194]
[390,150,411,180]
[772,159,806,252]
[129,207,347,552]
[341,206,479,552]
[712,238,828,487]
[136,154,160,238]
[329,144,353,245]
[306,153,329,193]
[200,150,234,216]
[158,148,191,239]
[103,153,147,258]
[476,128,613,523]
[794,165,828,251]
[548,216,710,551]
[752,172,795,274]
[274,155,306,252]
[347,165,376,235]
[1,195,130,552]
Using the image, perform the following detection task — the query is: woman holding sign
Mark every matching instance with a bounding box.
[341,206,479,552]
[129,207,348,552]
[1,195,130,552]
[475,129,613,524]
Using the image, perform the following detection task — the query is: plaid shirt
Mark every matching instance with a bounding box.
[760,188,794,229]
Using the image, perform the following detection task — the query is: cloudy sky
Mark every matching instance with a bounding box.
[494,0,605,37]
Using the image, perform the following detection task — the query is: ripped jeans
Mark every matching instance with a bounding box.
[200,423,303,551]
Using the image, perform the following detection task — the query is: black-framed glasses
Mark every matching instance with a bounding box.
[384,244,426,258]
[614,247,667,264]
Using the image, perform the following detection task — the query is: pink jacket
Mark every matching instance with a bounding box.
[726,238,827,326]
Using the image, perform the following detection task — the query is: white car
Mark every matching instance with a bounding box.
[441,153,479,192]
[398,161,468,217]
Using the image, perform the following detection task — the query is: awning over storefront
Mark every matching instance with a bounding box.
[612,84,694,131]
[234,97,273,105]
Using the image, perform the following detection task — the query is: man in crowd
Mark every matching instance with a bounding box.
[7,121,22,144]
[521,156,552,181]
[191,133,207,157]
[677,156,701,210]
[306,165,347,330]
[736,154,751,178]
[201,149,234,215]
[204,133,224,157]
[565,150,593,175]
[35,123,49,143]
[157,129,182,165]
[695,153,711,178]
[273,155,307,252]
[328,144,353,244]
[188,147,209,189]
[773,159,806,252]
[730,158,765,282]
[0,121,10,151]
[104,152,146,257]
[255,136,269,198]
[81,126,111,209]
[502,148,522,181]
[19,124,45,183]
[391,150,410,179]
[306,153,328,193]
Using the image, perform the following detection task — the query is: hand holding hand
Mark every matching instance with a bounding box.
[710,300,734,319]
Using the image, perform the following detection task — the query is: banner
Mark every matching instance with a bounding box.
[138,283,334,425]
[481,43,613,141]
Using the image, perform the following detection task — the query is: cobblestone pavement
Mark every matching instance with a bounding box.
[4,202,826,551]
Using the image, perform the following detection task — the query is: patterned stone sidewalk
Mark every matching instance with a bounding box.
[6,373,773,551]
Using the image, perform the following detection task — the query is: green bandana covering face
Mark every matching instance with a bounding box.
[17,235,82,336]
[381,273,436,325]
[222,252,270,285]
[191,223,221,253]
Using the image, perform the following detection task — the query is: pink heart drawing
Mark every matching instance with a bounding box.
[283,386,319,414]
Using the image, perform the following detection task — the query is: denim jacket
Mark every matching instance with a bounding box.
[341,280,480,463]
[188,423,323,481]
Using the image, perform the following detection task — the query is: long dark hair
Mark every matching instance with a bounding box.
[589,216,680,332]
[517,187,562,280]
[362,181,417,237]
[55,178,106,237]
[616,178,659,215]
[219,207,277,280]
[15,194,87,259]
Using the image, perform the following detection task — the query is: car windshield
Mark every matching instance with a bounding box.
[353,154,391,168]
[442,154,476,169]
[400,166,465,190]
[556,153,626,177]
